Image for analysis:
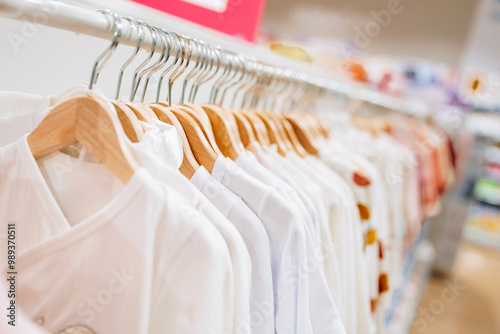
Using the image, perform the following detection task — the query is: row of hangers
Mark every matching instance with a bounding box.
[26,10,349,183]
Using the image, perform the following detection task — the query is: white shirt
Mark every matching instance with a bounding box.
[236,151,319,239]
[0,136,234,334]
[251,146,342,319]
[211,156,345,334]
[285,151,373,334]
[333,134,410,330]
[132,122,252,334]
[236,151,344,334]
[191,166,275,334]
[319,135,391,333]
[323,137,391,286]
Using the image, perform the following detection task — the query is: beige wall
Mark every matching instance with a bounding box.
[262,0,480,65]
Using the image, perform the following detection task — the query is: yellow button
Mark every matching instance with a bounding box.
[366,229,377,245]
[357,203,370,220]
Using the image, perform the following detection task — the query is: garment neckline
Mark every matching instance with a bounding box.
[14,135,148,265]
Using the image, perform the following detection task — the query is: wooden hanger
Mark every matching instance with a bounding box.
[184,102,212,126]
[296,114,320,140]
[240,110,272,150]
[306,114,323,140]
[148,104,200,178]
[231,109,264,151]
[162,102,223,156]
[123,101,159,123]
[266,112,302,155]
[168,105,219,173]
[310,114,330,138]
[222,105,247,149]
[278,115,308,157]
[254,110,289,156]
[201,104,245,160]
[181,105,224,155]
[355,116,379,136]
[283,113,320,156]
[28,95,138,184]
[111,101,144,143]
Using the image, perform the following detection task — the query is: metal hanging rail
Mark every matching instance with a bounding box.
[0,0,429,114]
[0,0,156,51]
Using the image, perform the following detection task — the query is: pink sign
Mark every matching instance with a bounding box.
[130,0,267,42]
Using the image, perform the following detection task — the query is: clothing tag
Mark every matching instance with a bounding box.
[59,144,100,164]
[78,145,88,161]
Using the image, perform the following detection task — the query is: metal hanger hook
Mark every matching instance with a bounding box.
[115,16,142,100]
[138,26,168,102]
[129,21,156,101]
[167,34,191,106]
[191,44,221,102]
[155,30,181,104]
[187,41,209,103]
[89,10,122,90]
[180,37,202,105]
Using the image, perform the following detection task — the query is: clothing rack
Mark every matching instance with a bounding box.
[0,0,429,115]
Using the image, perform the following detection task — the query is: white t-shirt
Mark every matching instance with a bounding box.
[243,146,344,326]
[318,142,380,323]
[233,151,343,334]
[191,166,275,334]
[336,133,411,331]
[320,133,391,333]
[131,122,252,334]
[236,151,319,240]
[324,136,391,282]
[210,156,345,334]
[0,136,234,334]
[285,151,373,334]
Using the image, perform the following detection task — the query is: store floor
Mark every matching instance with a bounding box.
[410,242,500,334]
